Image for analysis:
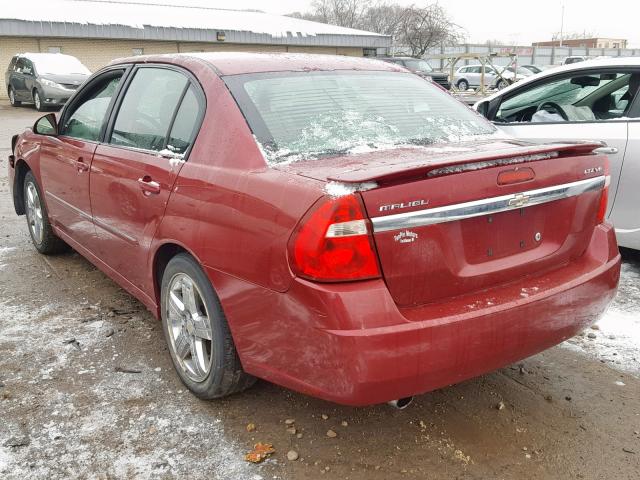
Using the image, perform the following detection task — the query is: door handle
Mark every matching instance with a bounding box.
[138,175,161,195]
[593,147,618,155]
[76,157,90,173]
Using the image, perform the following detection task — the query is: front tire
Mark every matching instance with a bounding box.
[496,79,509,90]
[33,90,45,111]
[161,253,256,399]
[8,87,21,106]
[23,171,68,254]
[456,79,469,91]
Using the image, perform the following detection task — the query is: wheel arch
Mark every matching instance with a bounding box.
[151,241,208,315]
[13,158,31,215]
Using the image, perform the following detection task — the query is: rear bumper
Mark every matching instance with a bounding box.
[221,223,620,406]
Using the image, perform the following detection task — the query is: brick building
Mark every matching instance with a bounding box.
[0,0,391,99]
[533,38,628,49]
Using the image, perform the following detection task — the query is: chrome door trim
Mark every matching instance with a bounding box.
[371,176,607,233]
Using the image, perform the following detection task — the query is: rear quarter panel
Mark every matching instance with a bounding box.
[150,66,324,301]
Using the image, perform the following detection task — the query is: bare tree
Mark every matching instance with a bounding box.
[358,3,409,37]
[400,4,463,57]
[301,0,374,29]
[552,30,598,41]
[287,1,463,57]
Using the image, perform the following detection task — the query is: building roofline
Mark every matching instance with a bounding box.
[0,19,391,48]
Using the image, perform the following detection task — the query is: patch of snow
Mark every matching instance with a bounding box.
[324,181,378,198]
[3,1,386,38]
[428,152,558,177]
[19,53,90,75]
[563,308,640,378]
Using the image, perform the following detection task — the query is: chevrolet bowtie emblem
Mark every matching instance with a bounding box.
[508,193,530,208]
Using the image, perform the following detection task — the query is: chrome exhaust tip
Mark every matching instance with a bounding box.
[387,396,413,409]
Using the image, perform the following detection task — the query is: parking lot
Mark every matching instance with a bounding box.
[0,101,639,479]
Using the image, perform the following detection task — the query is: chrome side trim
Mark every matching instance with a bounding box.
[371,176,606,233]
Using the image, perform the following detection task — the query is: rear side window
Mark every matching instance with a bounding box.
[225,71,496,164]
[167,85,201,155]
[110,67,188,152]
[61,72,122,141]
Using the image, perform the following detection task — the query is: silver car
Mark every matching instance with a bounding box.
[453,64,526,91]
[5,53,90,111]
[474,57,640,250]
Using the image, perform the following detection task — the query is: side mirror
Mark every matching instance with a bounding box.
[33,113,58,136]
[476,100,490,118]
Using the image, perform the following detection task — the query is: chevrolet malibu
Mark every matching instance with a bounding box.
[8,53,621,407]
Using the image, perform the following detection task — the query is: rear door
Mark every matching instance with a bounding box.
[90,65,205,293]
[490,67,640,217]
[39,68,126,248]
[466,66,481,86]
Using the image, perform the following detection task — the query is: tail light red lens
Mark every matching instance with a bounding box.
[596,185,609,224]
[289,195,381,282]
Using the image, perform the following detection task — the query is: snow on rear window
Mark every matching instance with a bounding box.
[228,72,497,165]
[27,54,91,75]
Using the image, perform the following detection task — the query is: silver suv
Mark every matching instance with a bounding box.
[5,53,91,111]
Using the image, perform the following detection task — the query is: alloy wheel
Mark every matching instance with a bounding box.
[25,182,44,245]
[9,89,15,105]
[166,273,214,383]
[34,91,41,110]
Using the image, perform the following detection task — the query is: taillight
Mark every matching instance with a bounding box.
[289,195,381,282]
[596,180,609,224]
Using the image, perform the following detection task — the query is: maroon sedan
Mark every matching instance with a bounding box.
[8,53,620,407]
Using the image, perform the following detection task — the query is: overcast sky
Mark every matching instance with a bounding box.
[113,0,640,47]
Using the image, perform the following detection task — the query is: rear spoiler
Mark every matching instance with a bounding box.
[327,142,604,184]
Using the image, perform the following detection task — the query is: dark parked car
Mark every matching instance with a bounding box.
[5,53,91,111]
[378,56,450,89]
[9,53,619,407]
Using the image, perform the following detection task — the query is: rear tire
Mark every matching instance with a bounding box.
[8,87,21,106]
[33,90,45,111]
[161,253,256,399]
[456,79,469,91]
[23,171,68,255]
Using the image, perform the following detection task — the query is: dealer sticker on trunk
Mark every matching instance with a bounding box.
[394,230,418,244]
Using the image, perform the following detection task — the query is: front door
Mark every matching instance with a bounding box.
[90,66,203,295]
[491,67,640,219]
[39,69,125,248]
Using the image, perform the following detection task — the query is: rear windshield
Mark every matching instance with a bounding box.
[225,71,496,164]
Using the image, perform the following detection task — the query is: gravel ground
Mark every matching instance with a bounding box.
[1,102,639,479]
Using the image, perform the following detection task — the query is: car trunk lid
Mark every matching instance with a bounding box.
[278,139,608,307]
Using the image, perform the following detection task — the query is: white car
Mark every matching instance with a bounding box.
[474,57,640,250]
[453,64,527,91]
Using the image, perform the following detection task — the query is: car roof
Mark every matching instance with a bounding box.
[478,56,640,103]
[110,52,405,76]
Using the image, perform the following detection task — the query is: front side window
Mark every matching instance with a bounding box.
[225,71,496,164]
[16,58,34,75]
[61,72,122,141]
[496,71,640,123]
[110,67,189,152]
